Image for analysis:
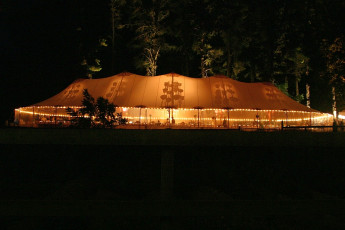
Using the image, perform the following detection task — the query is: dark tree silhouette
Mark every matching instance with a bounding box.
[67,89,124,128]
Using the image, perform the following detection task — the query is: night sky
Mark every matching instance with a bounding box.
[2,1,107,124]
[2,0,345,125]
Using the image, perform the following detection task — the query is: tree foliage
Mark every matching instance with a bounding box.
[62,0,345,113]
[322,37,345,113]
[66,89,126,128]
[80,38,108,79]
[132,0,171,76]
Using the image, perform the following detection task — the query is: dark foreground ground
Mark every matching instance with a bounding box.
[1,128,345,229]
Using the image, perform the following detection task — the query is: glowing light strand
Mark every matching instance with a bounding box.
[15,107,333,123]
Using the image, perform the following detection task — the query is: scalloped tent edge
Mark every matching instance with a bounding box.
[33,72,317,112]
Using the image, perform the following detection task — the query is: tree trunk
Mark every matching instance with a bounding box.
[284,75,288,93]
[251,67,255,82]
[295,76,299,96]
[184,55,189,76]
[306,83,310,108]
[110,1,116,73]
[226,46,232,78]
[146,49,158,76]
[151,63,157,76]
[305,64,310,108]
[200,34,207,78]
[332,86,337,121]
[111,14,115,73]
[201,55,206,78]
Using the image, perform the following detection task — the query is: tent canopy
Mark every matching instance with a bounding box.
[34,72,317,112]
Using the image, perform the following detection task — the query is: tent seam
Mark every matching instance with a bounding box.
[113,74,124,105]
[155,75,161,108]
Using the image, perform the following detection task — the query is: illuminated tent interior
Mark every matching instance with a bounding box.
[15,72,333,128]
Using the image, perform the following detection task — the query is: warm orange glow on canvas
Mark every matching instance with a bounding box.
[14,73,334,128]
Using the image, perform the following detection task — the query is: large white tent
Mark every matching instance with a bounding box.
[15,72,333,128]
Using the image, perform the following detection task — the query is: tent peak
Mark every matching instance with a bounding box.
[118,72,135,76]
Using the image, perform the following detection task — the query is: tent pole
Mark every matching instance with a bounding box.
[55,106,57,126]
[32,106,35,126]
[281,120,284,130]
[285,111,288,126]
[256,113,259,129]
[256,109,260,129]
[227,109,230,129]
[18,109,21,126]
[139,107,141,129]
[145,108,148,126]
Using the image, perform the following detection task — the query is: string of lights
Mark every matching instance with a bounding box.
[16,106,327,114]
[15,106,333,123]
